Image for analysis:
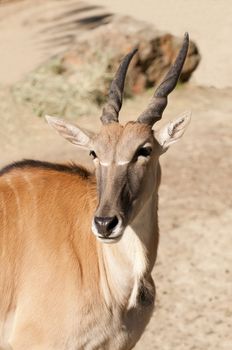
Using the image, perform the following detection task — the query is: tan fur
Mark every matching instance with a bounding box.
[0,164,158,349]
[0,114,189,349]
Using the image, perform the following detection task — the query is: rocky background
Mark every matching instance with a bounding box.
[12,14,200,119]
[0,1,231,350]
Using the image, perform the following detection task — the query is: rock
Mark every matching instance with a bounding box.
[13,15,200,119]
[61,15,201,96]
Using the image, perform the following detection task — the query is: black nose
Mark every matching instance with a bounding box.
[94,216,119,237]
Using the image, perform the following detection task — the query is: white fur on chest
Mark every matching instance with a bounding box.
[121,225,148,308]
[101,225,148,310]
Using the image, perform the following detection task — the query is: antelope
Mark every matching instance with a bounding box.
[0,33,191,350]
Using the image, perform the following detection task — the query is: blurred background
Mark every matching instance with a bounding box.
[0,0,231,349]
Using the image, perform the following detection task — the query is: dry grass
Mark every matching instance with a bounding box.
[12,48,133,119]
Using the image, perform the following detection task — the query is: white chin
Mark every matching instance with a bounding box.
[96,234,123,244]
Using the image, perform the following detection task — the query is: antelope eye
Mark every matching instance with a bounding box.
[137,146,152,158]
[89,150,97,160]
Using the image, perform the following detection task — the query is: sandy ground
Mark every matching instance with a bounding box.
[0,1,231,349]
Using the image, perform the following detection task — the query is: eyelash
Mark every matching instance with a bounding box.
[89,150,97,160]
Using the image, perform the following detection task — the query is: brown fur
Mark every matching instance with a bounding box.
[0,108,190,349]
[0,164,104,347]
[0,157,158,349]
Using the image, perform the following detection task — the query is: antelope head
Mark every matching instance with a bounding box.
[46,33,191,243]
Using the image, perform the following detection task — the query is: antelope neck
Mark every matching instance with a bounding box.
[99,189,158,309]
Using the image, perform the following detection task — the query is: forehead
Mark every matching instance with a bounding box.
[93,122,153,162]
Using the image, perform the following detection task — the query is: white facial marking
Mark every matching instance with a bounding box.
[117,160,130,166]
[100,161,110,166]
[100,160,130,166]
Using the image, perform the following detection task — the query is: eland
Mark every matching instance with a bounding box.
[0,33,191,349]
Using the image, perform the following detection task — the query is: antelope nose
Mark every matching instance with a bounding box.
[94,216,119,237]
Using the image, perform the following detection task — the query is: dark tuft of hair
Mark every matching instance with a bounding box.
[0,159,91,179]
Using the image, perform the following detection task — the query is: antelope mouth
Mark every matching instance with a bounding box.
[96,234,123,244]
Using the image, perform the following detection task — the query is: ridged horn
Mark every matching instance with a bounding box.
[101,48,138,124]
[137,32,189,126]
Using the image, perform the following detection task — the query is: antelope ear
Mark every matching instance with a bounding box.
[155,111,191,152]
[45,115,92,148]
